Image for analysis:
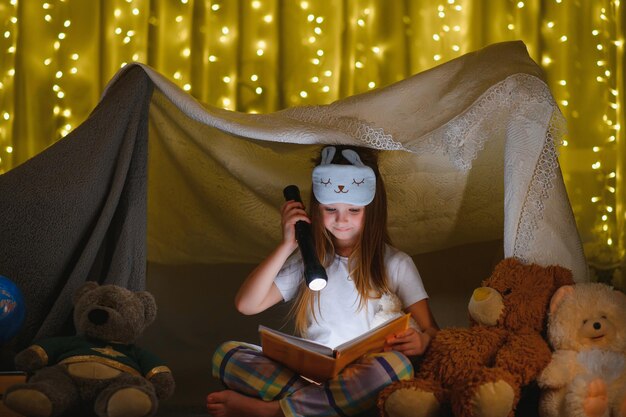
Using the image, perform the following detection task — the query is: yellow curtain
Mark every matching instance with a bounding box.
[1,0,624,283]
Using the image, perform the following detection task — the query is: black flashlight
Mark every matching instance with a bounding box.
[283,185,328,291]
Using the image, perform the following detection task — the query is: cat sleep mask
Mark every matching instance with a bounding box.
[312,147,376,206]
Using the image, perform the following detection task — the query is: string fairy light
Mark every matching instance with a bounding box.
[578,0,624,275]
[0,0,18,173]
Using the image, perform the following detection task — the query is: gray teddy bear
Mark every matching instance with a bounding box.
[4,282,175,417]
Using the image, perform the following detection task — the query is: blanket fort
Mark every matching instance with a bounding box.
[0,41,587,360]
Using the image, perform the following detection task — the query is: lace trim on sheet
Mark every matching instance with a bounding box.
[512,109,566,262]
[280,106,405,151]
[416,73,562,171]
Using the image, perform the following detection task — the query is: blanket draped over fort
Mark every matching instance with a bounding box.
[0,41,586,358]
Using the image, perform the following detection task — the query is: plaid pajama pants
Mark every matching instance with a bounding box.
[212,341,414,417]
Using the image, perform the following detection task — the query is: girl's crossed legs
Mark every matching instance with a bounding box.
[207,341,413,417]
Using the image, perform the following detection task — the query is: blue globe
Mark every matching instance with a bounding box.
[0,275,25,344]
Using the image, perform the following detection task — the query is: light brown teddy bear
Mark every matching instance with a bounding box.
[537,282,626,417]
[378,257,573,417]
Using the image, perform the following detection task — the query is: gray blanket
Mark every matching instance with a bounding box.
[0,66,153,363]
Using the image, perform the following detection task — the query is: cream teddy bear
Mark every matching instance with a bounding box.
[371,292,419,330]
[538,282,626,417]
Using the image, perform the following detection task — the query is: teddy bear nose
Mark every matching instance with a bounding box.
[593,322,601,330]
[88,308,109,325]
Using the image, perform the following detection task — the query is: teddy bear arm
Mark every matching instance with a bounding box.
[148,370,175,400]
[537,350,579,388]
[494,333,552,385]
[14,345,48,372]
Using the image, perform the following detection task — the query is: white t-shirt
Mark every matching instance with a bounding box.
[274,245,428,348]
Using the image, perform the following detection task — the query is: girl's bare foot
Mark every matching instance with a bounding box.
[206,390,283,417]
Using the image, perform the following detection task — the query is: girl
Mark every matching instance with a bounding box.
[206,146,439,417]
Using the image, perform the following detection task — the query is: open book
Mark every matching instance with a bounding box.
[259,313,410,382]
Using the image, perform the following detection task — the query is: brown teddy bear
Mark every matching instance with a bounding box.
[4,282,175,417]
[537,282,626,417]
[378,257,573,417]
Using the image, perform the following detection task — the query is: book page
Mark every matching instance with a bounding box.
[258,325,334,356]
[334,314,410,351]
[333,314,410,369]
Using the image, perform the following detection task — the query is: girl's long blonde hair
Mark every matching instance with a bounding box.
[291,146,392,337]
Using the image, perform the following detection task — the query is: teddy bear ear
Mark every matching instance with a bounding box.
[136,291,157,325]
[73,281,100,305]
[550,265,574,288]
[549,285,574,314]
[613,289,626,304]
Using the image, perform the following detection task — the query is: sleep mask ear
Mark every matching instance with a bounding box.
[312,146,376,206]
